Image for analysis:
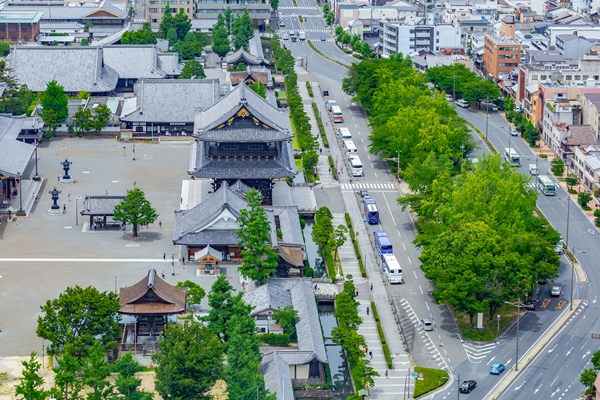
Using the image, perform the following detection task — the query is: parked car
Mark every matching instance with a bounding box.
[456,99,469,108]
[555,240,565,255]
[525,299,540,310]
[551,286,561,297]
[445,94,453,102]
[421,318,433,331]
[489,362,505,375]
[510,127,518,136]
[460,380,477,393]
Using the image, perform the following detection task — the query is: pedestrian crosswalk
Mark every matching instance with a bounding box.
[278,6,320,9]
[341,182,396,190]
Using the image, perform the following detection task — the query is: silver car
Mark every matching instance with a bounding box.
[551,286,561,297]
[421,318,433,331]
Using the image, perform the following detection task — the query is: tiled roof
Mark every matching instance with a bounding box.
[0,115,34,178]
[563,125,596,146]
[243,278,327,363]
[193,245,223,261]
[7,46,118,93]
[120,79,220,123]
[267,206,304,246]
[4,0,126,21]
[261,352,294,400]
[224,47,271,66]
[80,195,125,216]
[157,52,181,76]
[119,269,186,315]
[103,45,167,79]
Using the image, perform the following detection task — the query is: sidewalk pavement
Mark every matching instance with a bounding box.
[297,71,415,399]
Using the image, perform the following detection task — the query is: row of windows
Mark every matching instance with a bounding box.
[197,8,269,12]
[533,74,600,81]
[498,54,518,59]
[498,63,518,67]
[498,46,519,51]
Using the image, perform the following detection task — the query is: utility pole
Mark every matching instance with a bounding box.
[484,98,490,139]
[451,75,457,106]
[504,298,524,371]
[571,246,575,311]
[456,373,460,400]
[565,155,571,247]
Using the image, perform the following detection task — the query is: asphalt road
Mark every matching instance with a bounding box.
[278,2,599,398]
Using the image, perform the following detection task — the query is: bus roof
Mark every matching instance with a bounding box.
[345,140,357,149]
[374,230,389,238]
[382,254,402,270]
[350,157,362,166]
[367,203,378,212]
[331,105,342,113]
[538,175,554,185]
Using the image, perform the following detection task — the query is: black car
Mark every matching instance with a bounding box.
[525,299,540,310]
[460,380,477,393]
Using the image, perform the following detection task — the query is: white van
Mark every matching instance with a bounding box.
[345,140,358,155]
[529,164,539,175]
[339,127,352,140]
[350,156,363,177]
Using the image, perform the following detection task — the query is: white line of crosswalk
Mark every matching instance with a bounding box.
[340,183,396,190]
[278,6,320,9]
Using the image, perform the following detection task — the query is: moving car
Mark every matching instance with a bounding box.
[489,362,505,375]
[421,318,433,331]
[321,35,326,41]
[525,299,540,310]
[460,380,477,393]
[456,99,469,108]
[555,240,565,255]
[282,33,288,40]
[510,127,518,136]
[551,286,561,297]
[445,94,453,102]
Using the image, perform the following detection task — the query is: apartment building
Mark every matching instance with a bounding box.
[579,92,600,137]
[338,1,418,31]
[192,1,271,29]
[456,19,491,48]
[148,0,196,28]
[379,18,460,56]
[572,145,600,193]
[483,34,521,80]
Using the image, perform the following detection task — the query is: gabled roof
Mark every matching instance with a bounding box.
[224,47,271,66]
[4,0,126,21]
[102,45,167,79]
[244,278,327,364]
[120,79,220,123]
[157,52,181,76]
[193,82,293,142]
[7,46,118,93]
[261,352,294,400]
[80,195,125,216]
[0,115,34,178]
[173,183,248,245]
[119,269,186,315]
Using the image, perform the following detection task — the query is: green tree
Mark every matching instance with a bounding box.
[272,305,299,340]
[223,7,233,35]
[112,352,153,400]
[81,38,89,46]
[41,80,69,122]
[14,353,48,400]
[326,11,335,26]
[591,349,600,369]
[0,40,10,56]
[158,1,174,38]
[73,105,92,136]
[312,206,334,251]
[176,280,206,308]
[551,158,565,176]
[0,61,34,115]
[153,321,224,399]
[270,0,279,9]
[232,9,254,50]
[77,90,91,99]
[212,24,230,58]
[174,8,192,40]
[236,189,279,284]
[334,25,344,38]
[595,208,600,227]
[360,41,372,58]
[52,344,83,400]
[166,28,178,46]
[112,183,159,237]
[121,23,157,44]
[180,59,206,79]
[204,275,237,341]
[248,81,266,99]
[36,286,121,358]
[82,341,113,400]
[41,109,58,136]
[565,173,578,191]
[84,22,94,32]
[331,224,348,261]
[90,103,112,133]
[578,192,592,208]
[580,368,597,396]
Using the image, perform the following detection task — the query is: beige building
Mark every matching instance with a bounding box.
[579,92,600,138]
[147,0,196,28]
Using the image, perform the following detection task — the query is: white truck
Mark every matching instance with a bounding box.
[299,31,306,40]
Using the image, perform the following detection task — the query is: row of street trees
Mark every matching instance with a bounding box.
[72,103,112,137]
[211,8,255,58]
[426,63,500,105]
[343,56,561,326]
[334,26,373,59]
[312,206,347,277]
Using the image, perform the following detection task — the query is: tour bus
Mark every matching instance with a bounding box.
[345,140,358,155]
[504,147,521,167]
[538,175,556,196]
[339,127,352,140]
[331,105,344,123]
[373,231,393,256]
[363,198,379,224]
[350,156,363,177]
[382,254,403,284]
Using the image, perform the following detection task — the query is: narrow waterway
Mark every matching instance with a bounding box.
[303,219,353,399]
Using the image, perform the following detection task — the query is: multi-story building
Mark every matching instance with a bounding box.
[192,1,271,30]
[542,100,582,154]
[379,19,460,56]
[0,10,41,43]
[572,145,600,192]
[148,0,196,28]
[556,34,592,60]
[338,1,418,32]
[455,19,491,48]
[483,34,521,80]
[579,92,600,137]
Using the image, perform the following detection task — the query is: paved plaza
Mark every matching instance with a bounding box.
[0,137,241,357]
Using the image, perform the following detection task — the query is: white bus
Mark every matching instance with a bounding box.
[504,148,520,166]
[339,127,352,140]
[350,156,363,177]
[345,140,358,155]
[538,175,556,196]
[382,254,403,284]
[331,105,343,123]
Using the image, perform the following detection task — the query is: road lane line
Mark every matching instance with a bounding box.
[397,230,401,238]
[426,302,430,311]
[407,256,412,264]
[413,271,417,279]
[419,286,423,294]
[402,243,406,250]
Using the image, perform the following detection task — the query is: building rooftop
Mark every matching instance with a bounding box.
[0,115,34,178]
[102,45,172,80]
[0,10,43,23]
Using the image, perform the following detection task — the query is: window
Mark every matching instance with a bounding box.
[595,76,599,80]
[575,75,581,80]
[583,75,589,80]
[565,75,572,81]
[436,39,439,43]
[149,7,158,12]
[540,75,547,80]
[531,75,538,80]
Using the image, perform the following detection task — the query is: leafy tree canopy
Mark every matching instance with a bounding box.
[180,59,206,79]
[14,353,47,400]
[112,183,159,237]
[121,22,157,44]
[41,80,69,123]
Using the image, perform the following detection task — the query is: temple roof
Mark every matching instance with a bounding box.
[224,47,272,66]
[119,269,186,315]
[80,195,125,216]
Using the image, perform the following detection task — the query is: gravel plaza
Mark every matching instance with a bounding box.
[0,137,242,357]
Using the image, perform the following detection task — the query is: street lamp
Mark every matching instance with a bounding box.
[33,144,41,181]
[133,141,136,161]
[483,98,491,139]
[75,195,82,226]
[403,366,411,400]
[460,144,465,159]
[397,149,401,177]
[16,172,25,216]
[505,298,525,371]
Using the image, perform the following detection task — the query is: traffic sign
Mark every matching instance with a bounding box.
[411,372,418,378]
[497,314,501,322]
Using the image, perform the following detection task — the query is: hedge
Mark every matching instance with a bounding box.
[306,81,313,96]
[345,213,367,277]
[371,301,393,369]
[328,155,337,180]
[312,102,329,148]
[258,333,291,347]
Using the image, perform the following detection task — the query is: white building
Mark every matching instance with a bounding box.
[379,18,460,56]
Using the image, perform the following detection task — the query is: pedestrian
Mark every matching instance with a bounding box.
[159,221,163,228]
[314,284,318,291]
[309,184,313,190]
[329,167,331,173]
[68,194,71,202]
[355,289,358,297]
[105,190,108,196]
[161,271,166,279]
[366,306,370,316]
[163,253,166,260]
[385,370,389,379]
[182,256,185,265]
[369,351,373,359]
[181,197,183,204]
[349,178,352,184]
[63,204,66,211]
[365,346,368,354]
[319,148,322,154]
[93,222,97,230]
[370,282,373,291]
[320,186,324,193]
[57,174,60,181]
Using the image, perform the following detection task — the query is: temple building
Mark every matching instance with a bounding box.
[188,82,296,205]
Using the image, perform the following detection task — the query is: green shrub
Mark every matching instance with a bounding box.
[258,333,291,346]
[306,80,313,96]
[540,153,548,159]
[345,214,366,277]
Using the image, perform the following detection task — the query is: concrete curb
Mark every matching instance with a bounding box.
[484,299,583,400]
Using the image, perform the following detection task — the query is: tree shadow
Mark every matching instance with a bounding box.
[121,231,163,242]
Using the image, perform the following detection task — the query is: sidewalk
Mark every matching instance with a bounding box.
[297,70,414,399]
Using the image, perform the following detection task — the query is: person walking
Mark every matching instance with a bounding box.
[370,282,373,291]
[161,271,166,279]
[163,253,166,260]
[385,370,389,379]
[364,345,368,355]
[182,256,185,265]
[369,351,373,359]
[320,186,324,193]
[159,221,163,228]
[366,306,370,316]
